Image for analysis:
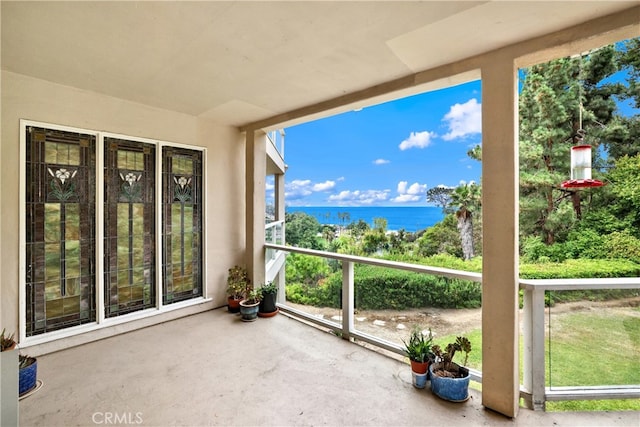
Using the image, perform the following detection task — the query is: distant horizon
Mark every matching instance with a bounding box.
[285,205,444,232]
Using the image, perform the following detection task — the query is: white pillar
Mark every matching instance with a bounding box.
[275,173,286,303]
[245,130,267,288]
[481,53,520,418]
[522,287,546,410]
[341,261,354,340]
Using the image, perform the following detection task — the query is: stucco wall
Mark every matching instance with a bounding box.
[1,71,244,350]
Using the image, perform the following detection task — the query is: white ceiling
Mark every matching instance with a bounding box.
[2,1,637,128]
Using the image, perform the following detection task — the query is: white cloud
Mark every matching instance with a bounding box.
[399,131,437,150]
[313,180,336,191]
[285,179,313,200]
[442,98,481,141]
[328,189,390,205]
[392,181,428,203]
[285,178,338,200]
[373,158,390,165]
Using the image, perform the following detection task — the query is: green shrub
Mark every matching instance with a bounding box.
[353,265,480,310]
[416,215,462,257]
[520,258,640,279]
[603,231,640,263]
[285,252,331,285]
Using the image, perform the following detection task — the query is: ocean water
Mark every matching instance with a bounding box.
[286,206,444,233]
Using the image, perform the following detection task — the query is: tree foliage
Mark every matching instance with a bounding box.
[285,211,324,249]
[519,42,639,244]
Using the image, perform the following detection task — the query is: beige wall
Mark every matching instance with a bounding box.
[1,71,244,351]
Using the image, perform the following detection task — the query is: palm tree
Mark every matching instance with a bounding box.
[450,182,481,260]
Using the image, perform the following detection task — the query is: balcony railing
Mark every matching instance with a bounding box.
[520,277,640,410]
[265,242,640,410]
[265,221,285,283]
[264,243,483,382]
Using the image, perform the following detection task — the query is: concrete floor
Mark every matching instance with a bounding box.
[19,309,640,427]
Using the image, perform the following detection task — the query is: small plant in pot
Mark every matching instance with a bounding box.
[19,354,38,396]
[402,326,433,388]
[239,288,263,322]
[258,282,278,317]
[430,336,472,402]
[1,328,17,351]
[227,265,250,313]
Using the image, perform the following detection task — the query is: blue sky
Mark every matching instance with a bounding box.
[280,80,483,207]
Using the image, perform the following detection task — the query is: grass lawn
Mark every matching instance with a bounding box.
[434,306,640,412]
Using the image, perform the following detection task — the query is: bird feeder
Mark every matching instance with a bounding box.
[561,145,604,189]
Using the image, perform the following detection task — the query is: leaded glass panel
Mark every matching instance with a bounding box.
[104,138,156,317]
[25,126,96,336]
[162,147,202,304]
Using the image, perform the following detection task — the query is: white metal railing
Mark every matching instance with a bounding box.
[265,221,285,283]
[265,242,640,410]
[520,277,640,410]
[264,243,483,382]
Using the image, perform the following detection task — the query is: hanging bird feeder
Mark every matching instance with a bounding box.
[561,144,604,189]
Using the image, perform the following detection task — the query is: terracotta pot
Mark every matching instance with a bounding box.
[227,297,242,313]
[410,359,429,375]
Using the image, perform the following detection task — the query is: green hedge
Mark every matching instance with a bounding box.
[286,255,640,310]
[520,258,640,279]
[286,263,481,310]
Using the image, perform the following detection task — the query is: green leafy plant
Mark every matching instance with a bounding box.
[1,328,16,351]
[19,354,36,369]
[432,336,472,377]
[402,326,433,363]
[227,265,250,300]
[243,288,263,305]
[260,282,278,295]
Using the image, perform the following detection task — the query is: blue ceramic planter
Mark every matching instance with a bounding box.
[412,371,428,389]
[429,362,470,402]
[239,300,260,322]
[19,358,37,396]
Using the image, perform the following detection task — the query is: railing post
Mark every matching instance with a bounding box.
[342,260,354,340]
[523,286,546,410]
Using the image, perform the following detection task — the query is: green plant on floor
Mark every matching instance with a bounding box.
[402,326,433,363]
[227,265,250,300]
[432,336,471,377]
[260,282,278,295]
[1,328,16,351]
[243,288,263,305]
[19,354,35,369]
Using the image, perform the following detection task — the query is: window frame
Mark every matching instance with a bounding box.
[19,120,208,345]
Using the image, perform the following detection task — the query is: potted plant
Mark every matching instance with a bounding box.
[227,265,250,313]
[258,282,278,317]
[402,326,433,388]
[1,329,16,351]
[18,354,38,396]
[239,288,263,322]
[429,336,472,402]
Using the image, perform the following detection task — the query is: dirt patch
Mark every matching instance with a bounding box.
[286,296,640,345]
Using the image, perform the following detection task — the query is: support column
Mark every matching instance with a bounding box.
[481,54,520,418]
[275,173,286,303]
[245,130,267,288]
[341,261,354,340]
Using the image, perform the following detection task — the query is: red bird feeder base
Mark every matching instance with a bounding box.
[561,179,604,189]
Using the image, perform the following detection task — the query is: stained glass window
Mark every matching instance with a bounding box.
[25,126,96,336]
[162,147,203,304]
[104,138,156,317]
[25,123,205,337]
